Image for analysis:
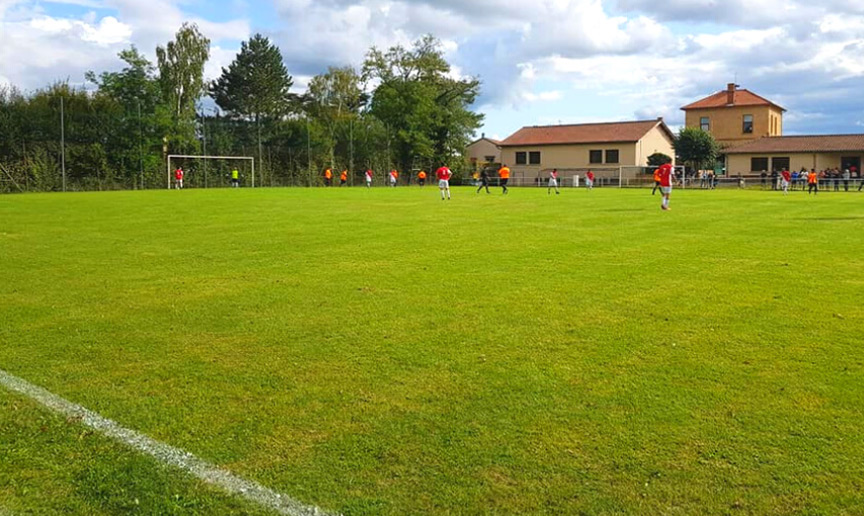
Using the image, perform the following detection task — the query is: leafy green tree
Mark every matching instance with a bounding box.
[210,34,294,180]
[87,47,165,187]
[674,128,719,173]
[157,23,210,153]
[304,66,367,171]
[363,35,483,174]
[647,152,673,167]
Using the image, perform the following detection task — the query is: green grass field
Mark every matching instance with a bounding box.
[1,186,863,515]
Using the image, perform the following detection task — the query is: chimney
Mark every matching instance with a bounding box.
[727,83,737,105]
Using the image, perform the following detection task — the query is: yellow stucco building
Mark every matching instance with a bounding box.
[466,136,502,170]
[725,135,863,175]
[498,119,676,181]
[682,84,864,175]
[682,83,785,148]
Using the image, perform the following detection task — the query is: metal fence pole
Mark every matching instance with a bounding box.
[60,96,66,192]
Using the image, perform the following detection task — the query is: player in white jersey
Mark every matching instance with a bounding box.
[548,168,560,195]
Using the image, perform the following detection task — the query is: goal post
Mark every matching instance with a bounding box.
[167,155,256,190]
[617,165,688,188]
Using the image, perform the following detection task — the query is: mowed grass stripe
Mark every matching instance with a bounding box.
[0,368,328,516]
[1,187,863,514]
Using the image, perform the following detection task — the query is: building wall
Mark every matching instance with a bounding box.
[636,126,677,165]
[727,152,864,174]
[685,106,784,147]
[500,143,637,178]
[467,139,501,166]
[499,128,674,179]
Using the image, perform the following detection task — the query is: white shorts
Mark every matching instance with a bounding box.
[586,180,594,187]
[549,179,558,187]
[782,180,790,188]
[439,180,450,189]
[661,186,672,195]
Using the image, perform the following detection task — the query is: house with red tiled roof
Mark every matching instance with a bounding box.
[466,135,502,171]
[498,119,675,180]
[725,135,863,176]
[681,83,863,175]
[682,83,786,148]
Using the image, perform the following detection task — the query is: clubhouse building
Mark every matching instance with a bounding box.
[497,119,676,180]
[682,83,863,175]
[466,135,502,171]
[468,83,863,179]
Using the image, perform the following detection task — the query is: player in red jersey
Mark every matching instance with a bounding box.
[780,168,791,196]
[364,169,374,188]
[436,166,453,201]
[585,170,595,190]
[658,163,675,210]
[174,167,184,190]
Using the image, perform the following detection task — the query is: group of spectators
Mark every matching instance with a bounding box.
[760,167,862,192]
[696,170,719,189]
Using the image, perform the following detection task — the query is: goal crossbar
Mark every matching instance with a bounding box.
[167,155,256,189]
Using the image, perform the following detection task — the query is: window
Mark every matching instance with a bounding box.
[515,152,527,165]
[605,150,620,164]
[590,150,603,164]
[772,157,790,171]
[484,155,496,163]
[751,157,769,172]
[743,115,754,134]
[529,152,541,165]
[701,117,710,132]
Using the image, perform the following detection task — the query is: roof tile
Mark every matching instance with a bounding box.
[682,89,785,111]
[725,134,864,154]
[500,120,669,147]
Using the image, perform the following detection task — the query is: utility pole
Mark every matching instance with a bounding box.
[137,99,144,190]
[306,116,312,186]
[349,118,354,187]
[60,96,66,192]
[257,115,263,188]
[201,110,208,188]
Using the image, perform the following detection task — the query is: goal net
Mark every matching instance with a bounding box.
[167,155,256,189]
[618,166,687,188]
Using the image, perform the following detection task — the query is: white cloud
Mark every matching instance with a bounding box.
[523,91,563,102]
[2,0,864,136]
[28,15,132,45]
[0,1,249,90]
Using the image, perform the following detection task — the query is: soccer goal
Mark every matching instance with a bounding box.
[167,155,256,190]
[618,165,687,188]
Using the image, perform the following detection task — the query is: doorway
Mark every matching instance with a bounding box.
[841,156,861,175]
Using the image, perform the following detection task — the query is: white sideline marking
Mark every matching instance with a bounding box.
[0,369,330,516]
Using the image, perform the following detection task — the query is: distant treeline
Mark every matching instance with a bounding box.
[0,26,482,192]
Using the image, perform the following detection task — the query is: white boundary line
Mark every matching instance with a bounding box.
[0,368,330,516]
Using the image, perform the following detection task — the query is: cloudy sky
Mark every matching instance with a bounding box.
[2,0,864,139]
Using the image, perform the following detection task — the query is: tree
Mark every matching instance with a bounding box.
[647,152,673,167]
[157,23,210,153]
[304,66,367,171]
[210,34,294,181]
[87,47,164,187]
[87,47,161,114]
[363,35,483,175]
[674,128,719,173]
